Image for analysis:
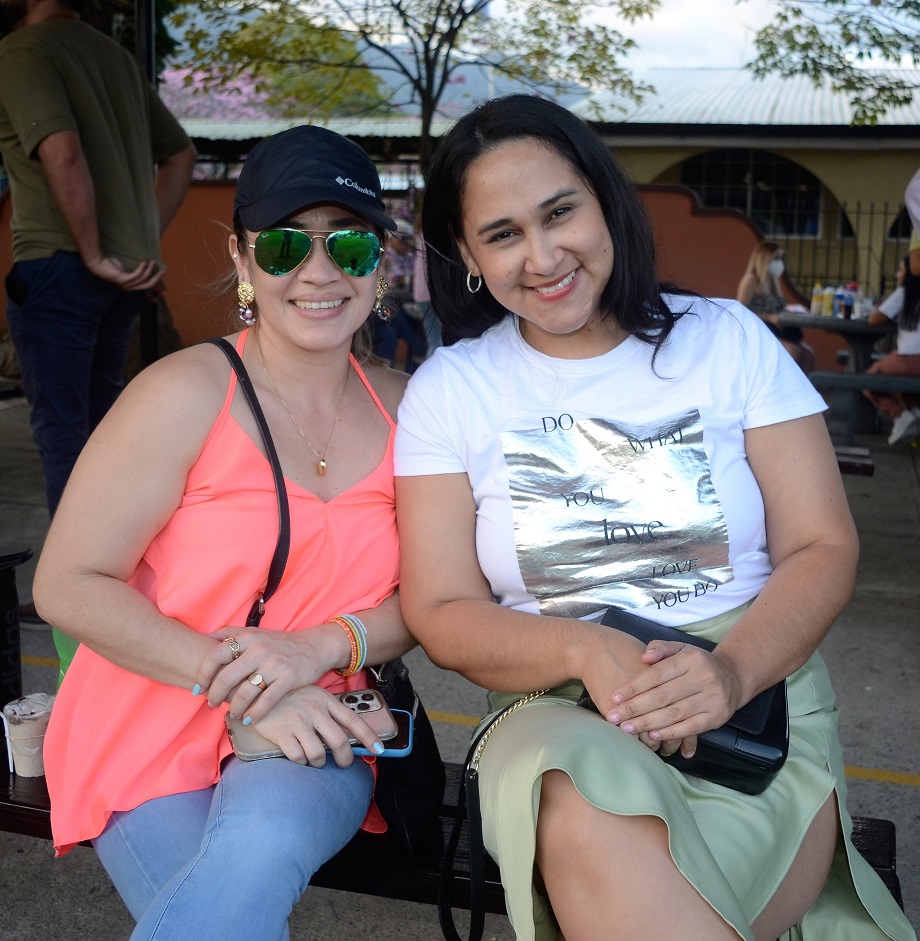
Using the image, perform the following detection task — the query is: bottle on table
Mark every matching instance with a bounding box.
[833,284,846,317]
[844,282,859,319]
[810,282,824,315]
[822,284,835,317]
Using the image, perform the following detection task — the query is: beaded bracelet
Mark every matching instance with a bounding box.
[328,614,368,676]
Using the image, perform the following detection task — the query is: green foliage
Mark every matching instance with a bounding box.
[170,2,387,118]
[169,0,660,175]
[748,0,920,124]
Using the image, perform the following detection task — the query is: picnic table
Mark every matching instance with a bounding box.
[777,313,900,441]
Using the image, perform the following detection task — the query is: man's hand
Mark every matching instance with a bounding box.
[84,255,163,291]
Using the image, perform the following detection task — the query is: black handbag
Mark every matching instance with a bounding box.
[206,337,445,854]
[578,606,789,796]
[370,658,446,858]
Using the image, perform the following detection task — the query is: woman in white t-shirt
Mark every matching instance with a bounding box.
[864,255,920,444]
[394,95,914,941]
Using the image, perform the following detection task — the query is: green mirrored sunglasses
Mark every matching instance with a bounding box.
[248,228,382,278]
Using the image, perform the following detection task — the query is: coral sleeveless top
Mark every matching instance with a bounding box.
[44,331,399,855]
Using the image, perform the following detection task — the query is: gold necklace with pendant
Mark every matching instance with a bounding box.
[254,332,349,477]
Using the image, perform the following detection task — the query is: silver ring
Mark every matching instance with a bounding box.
[224,638,241,660]
[249,672,267,690]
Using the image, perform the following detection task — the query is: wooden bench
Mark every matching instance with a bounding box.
[0,747,905,915]
[811,370,920,445]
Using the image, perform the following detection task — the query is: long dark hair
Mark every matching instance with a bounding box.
[901,254,920,332]
[421,95,683,351]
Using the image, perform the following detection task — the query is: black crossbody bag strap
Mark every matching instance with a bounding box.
[438,724,490,941]
[204,337,290,626]
[439,690,547,941]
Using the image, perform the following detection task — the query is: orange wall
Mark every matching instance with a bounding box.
[0,181,846,368]
[639,185,844,370]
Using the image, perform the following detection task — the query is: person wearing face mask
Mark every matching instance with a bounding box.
[33,125,416,940]
[737,242,815,373]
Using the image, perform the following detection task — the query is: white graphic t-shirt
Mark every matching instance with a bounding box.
[395,296,826,627]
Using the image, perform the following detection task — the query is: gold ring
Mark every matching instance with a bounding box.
[249,672,267,690]
[224,638,241,660]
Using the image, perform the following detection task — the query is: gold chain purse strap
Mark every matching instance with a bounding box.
[439,689,549,941]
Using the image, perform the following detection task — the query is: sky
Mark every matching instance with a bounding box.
[586,0,779,74]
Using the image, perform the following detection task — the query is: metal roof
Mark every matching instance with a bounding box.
[178,68,920,148]
[178,116,456,142]
[573,67,920,127]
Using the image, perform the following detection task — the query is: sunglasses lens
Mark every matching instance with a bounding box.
[253,229,312,276]
[326,230,381,278]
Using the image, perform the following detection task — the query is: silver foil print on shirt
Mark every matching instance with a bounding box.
[501,408,732,618]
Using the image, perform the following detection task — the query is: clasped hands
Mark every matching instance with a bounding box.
[583,635,743,759]
[191,626,384,767]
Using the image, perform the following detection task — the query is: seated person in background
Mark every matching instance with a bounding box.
[372,302,427,373]
[387,218,416,300]
[737,241,815,373]
[864,254,920,445]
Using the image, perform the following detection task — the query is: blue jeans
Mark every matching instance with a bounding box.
[92,755,374,941]
[5,252,145,516]
[6,252,145,679]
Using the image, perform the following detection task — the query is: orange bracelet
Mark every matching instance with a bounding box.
[329,616,360,676]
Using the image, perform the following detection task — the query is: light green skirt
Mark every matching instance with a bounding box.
[475,607,915,941]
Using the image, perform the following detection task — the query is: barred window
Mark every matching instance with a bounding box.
[680,149,822,238]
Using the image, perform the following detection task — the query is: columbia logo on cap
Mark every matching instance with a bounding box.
[335,175,377,199]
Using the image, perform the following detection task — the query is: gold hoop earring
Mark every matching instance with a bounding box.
[373,276,393,322]
[237,281,256,326]
[466,271,482,294]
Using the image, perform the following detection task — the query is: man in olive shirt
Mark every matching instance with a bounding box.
[0,0,196,676]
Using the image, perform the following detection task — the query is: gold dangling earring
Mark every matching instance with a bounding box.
[237,281,256,325]
[373,276,392,322]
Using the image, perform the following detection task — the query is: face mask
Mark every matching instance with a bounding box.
[768,260,785,278]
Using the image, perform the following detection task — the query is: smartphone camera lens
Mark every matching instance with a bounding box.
[360,693,374,701]
[357,702,370,711]
[343,695,358,705]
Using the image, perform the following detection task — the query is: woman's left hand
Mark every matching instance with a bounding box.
[606,640,742,745]
[195,625,344,723]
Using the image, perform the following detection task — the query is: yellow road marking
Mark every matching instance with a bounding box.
[22,654,57,669]
[19,661,920,788]
[843,765,920,787]
[427,709,479,727]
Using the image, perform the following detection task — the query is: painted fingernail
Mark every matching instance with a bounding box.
[242,716,252,726]
[622,723,636,734]
[612,694,624,705]
[650,731,661,741]
[608,713,621,725]
[372,742,385,755]
[192,684,201,696]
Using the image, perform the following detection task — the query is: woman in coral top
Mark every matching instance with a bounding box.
[35,126,414,940]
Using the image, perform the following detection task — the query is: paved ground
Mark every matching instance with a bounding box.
[1,392,918,940]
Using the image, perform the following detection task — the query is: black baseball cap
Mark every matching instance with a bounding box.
[234,125,396,233]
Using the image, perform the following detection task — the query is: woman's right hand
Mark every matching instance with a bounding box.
[193,626,345,721]
[242,685,385,768]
